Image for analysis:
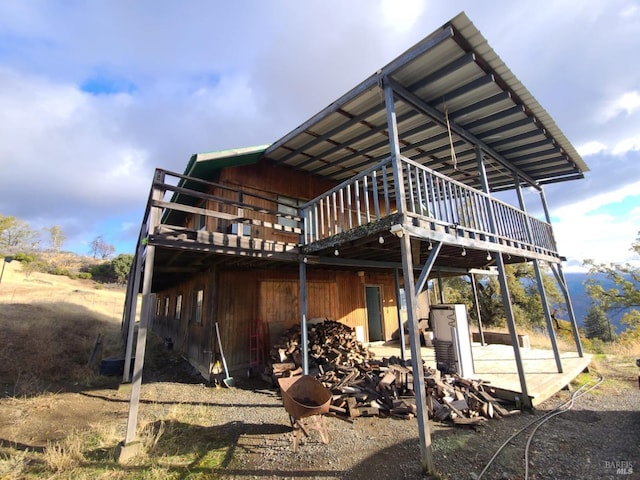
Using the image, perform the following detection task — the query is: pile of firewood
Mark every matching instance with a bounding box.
[270,320,374,377]
[270,320,512,426]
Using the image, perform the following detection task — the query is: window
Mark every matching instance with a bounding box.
[194,214,206,231]
[193,288,204,324]
[164,297,170,316]
[278,196,301,229]
[175,294,182,319]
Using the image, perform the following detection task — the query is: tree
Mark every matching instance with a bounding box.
[583,305,613,341]
[44,225,66,252]
[440,262,564,329]
[111,253,134,284]
[89,235,115,259]
[585,231,640,337]
[87,253,134,284]
[0,214,39,250]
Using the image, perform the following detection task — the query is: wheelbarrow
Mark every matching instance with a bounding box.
[278,375,332,452]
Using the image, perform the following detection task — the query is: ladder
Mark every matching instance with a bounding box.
[248,319,266,376]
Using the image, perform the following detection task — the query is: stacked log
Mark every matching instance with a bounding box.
[270,320,513,426]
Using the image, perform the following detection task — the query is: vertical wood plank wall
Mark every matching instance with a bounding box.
[152,267,430,374]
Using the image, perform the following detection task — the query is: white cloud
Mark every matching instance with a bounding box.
[552,181,640,270]
[603,90,640,121]
[0,0,639,263]
[620,3,639,17]
[612,135,640,155]
[577,141,607,157]
[380,0,425,32]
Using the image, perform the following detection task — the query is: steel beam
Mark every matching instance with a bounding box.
[124,171,163,445]
[478,149,531,409]
[394,268,407,361]
[264,26,454,158]
[514,179,562,373]
[495,252,532,409]
[299,258,309,374]
[400,232,434,474]
[549,262,584,357]
[386,77,541,190]
[470,273,485,346]
[416,241,443,294]
[384,84,407,214]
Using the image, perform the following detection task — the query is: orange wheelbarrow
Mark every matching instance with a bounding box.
[278,375,332,452]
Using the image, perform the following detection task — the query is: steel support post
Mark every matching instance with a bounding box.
[478,148,531,409]
[383,82,407,216]
[394,268,407,361]
[550,263,584,357]
[299,258,309,374]
[400,233,434,474]
[124,171,162,445]
[514,176,562,373]
[495,252,532,409]
[470,273,485,346]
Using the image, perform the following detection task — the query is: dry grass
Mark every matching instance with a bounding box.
[43,431,87,472]
[0,260,128,395]
[0,261,232,478]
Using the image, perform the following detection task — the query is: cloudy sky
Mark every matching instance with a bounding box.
[0,0,638,271]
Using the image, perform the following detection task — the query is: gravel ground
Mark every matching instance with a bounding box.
[3,338,636,479]
[138,349,640,480]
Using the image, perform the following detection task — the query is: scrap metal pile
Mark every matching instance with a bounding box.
[270,320,513,426]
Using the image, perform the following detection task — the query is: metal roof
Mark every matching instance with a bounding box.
[263,12,588,192]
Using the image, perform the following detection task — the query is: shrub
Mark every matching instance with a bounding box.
[12,252,38,263]
[78,272,92,280]
[49,267,71,277]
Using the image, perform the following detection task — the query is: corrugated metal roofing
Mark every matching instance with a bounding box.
[263,12,587,192]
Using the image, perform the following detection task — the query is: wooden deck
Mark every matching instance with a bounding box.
[369,342,592,407]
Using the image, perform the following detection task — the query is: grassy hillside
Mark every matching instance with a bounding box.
[0,259,127,396]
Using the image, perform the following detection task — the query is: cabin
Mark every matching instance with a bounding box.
[119,12,589,470]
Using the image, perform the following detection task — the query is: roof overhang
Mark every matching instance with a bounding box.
[262,12,587,192]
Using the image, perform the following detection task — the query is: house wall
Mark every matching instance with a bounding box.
[183,159,396,243]
[186,160,336,242]
[152,267,430,376]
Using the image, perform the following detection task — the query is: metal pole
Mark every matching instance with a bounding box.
[0,256,13,285]
[123,233,146,382]
[478,148,531,409]
[300,258,309,375]
[495,252,532,409]
[400,232,434,474]
[437,271,445,304]
[550,263,584,357]
[470,273,485,346]
[384,82,407,216]
[124,171,162,445]
[533,261,563,372]
[514,175,562,373]
[394,268,407,361]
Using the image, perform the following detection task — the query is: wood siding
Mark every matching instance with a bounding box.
[184,160,336,243]
[152,267,429,375]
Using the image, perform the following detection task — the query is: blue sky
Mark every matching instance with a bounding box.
[0,1,638,272]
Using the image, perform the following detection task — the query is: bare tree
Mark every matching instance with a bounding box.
[89,235,116,260]
[44,225,66,252]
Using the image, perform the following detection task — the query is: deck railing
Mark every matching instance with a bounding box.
[300,156,557,255]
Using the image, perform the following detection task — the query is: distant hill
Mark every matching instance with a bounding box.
[563,272,633,335]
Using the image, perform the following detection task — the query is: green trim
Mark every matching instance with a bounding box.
[164,144,269,225]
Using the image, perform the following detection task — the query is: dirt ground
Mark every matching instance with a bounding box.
[1,337,638,479]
